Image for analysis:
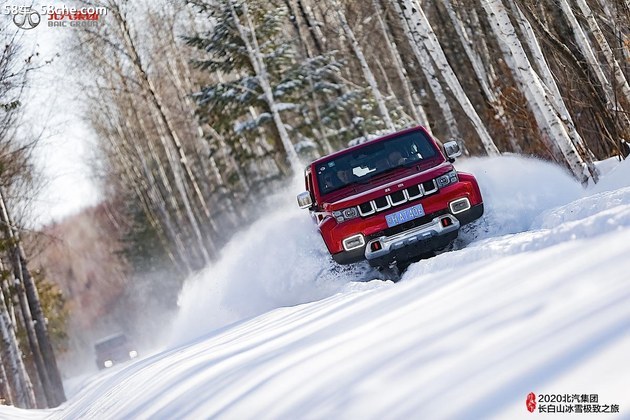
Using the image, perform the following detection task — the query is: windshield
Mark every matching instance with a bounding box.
[95,334,128,352]
[316,130,438,195]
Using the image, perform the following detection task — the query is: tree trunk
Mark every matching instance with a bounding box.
[0,189,65,407]
[510,0,599,179]
[482,0,596,184]
[112,4,217,263]
[0,279,35,408]
[228,0,303,174]
[575,0,630,106]
[334,0,396,131]
[374,0,431,129]
[391,0,462,143]
[397,0,500,155]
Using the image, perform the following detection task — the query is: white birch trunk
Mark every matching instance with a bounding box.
[333,0,396,131]
[558,0,617,109]
[373,0,431,130]
[299,0,327,53]
[392,0,460,141]
[228,0,303,174]
[149,105,215,264]
[103,99,194,274]
[511,0,599,179]
[482,0,594,184]
[163,44,244,224]
[398,0,500,155]
[444,0,522,151]
[98,67,197,270]
[115,7,217,263]
[0,283,35,408]
[443,0,494,103]
[575,0,630,106]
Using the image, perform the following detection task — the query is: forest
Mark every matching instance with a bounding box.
[0,0,628,408]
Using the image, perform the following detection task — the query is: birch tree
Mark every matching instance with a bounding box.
[228,0,303,174]
[557,0,629,125]
[390,0,462,142]
[509,1,597,174]
[574,0,630,106]
[0,278,36,408]
[482,0,597,183]
[332,0,396,131]
[111,3,216,263]
[396,0,500,155]
[372,0,430,130]
[0,188,66,407]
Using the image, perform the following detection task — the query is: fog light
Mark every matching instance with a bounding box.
[370,241,382,252]
[449,197,471,214]
[104,360,113,368]
[342,234,365,251]
[441,217,452,227]
[129,350,138,359]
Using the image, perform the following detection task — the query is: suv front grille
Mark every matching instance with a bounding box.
[357,179,438,217]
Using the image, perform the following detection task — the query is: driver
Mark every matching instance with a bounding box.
[336,168,354,184]
[388,150,405,167]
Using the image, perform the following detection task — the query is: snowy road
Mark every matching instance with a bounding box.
[2,156,629,419]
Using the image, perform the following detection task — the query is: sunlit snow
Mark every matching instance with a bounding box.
[2,155,629,419]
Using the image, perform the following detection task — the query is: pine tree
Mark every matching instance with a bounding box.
[186,0,382,174]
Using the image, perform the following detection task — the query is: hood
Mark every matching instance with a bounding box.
[323,161,453,211]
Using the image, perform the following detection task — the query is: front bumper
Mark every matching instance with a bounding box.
[364,214,459,267]
[331,203,484,266]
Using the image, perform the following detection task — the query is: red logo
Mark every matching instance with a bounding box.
[526,392,537,413]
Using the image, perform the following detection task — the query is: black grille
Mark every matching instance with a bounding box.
[356,178,438,217]
[422,180,437,193]
[374,196,388,208]
[359,202,373,213]
[390,190,405,203]
[406,184,421,197]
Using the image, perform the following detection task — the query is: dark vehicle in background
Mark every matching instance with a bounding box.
[297,126,484,271]
[95,333,138,370]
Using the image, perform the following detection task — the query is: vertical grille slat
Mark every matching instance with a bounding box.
[356,178,440,217]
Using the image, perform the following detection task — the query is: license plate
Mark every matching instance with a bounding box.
[385,204,425,227]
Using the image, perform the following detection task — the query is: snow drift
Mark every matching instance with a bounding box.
[171,155,586,344]
[2,155,629,419]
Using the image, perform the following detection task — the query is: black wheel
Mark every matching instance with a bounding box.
[375,264,401,282]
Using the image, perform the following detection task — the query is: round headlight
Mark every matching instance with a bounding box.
[343,208,358,219]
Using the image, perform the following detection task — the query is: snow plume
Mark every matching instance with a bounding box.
[456,155,583,242]
[170,155,588,346]
[169,178,377,346]
[5,155,629,419]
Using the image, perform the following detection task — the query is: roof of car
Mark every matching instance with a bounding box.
[95,333,127,346]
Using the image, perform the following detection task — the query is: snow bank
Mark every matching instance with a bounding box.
[4,155,629,419]
[457,155,582,241]
[590,156,630,194]
[171,155,600,344]
[170,180,378,346]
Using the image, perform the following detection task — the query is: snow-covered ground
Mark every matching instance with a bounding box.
[2,155,629,419]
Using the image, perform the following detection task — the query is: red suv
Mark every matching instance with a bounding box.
[297,126,483,269]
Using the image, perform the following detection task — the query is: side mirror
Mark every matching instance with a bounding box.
[297,191,313,209]
[443,141,462,160]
